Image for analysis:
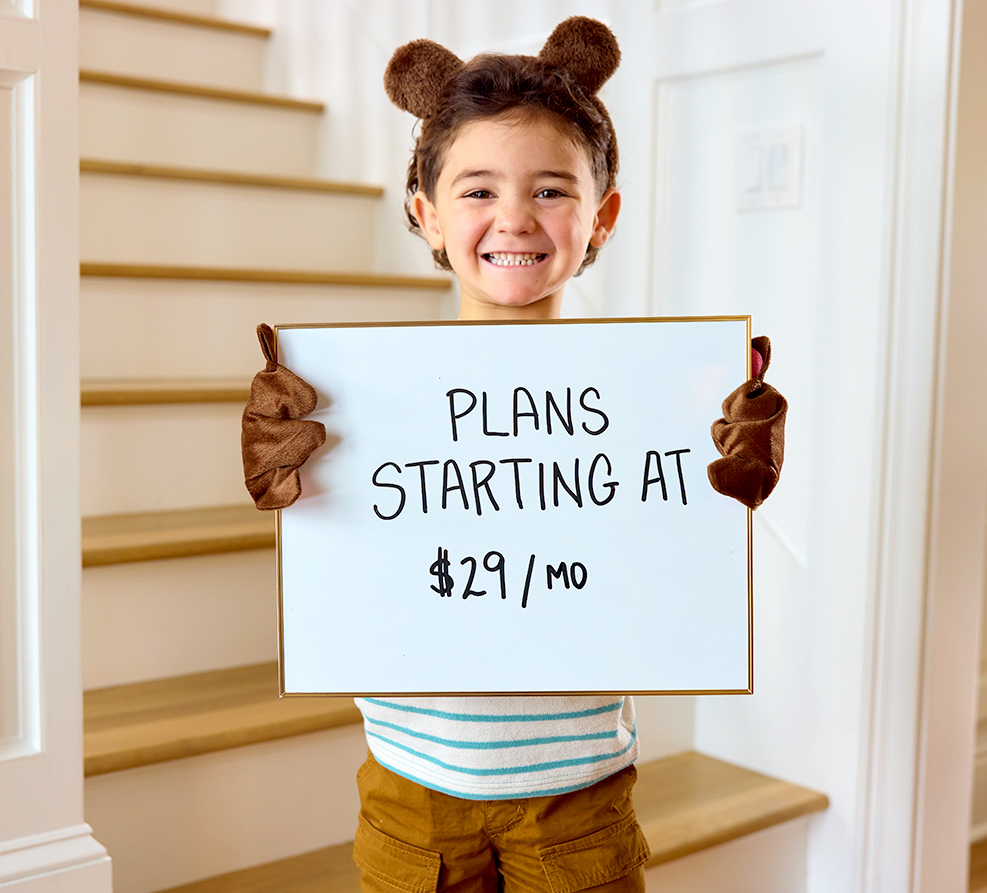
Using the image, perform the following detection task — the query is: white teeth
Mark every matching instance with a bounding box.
[485,252,545,266]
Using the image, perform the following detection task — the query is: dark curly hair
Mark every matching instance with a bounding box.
[405,53,618,274]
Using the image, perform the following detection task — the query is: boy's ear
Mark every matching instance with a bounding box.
[411,191,445,250]
[590,188,621,248]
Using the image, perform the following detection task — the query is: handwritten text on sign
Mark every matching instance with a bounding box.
[276,318,752,696]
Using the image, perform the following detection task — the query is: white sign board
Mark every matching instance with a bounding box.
[276,318,752,696]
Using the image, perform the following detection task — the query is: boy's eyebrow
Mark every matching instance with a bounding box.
[450,169,581,186]
[534,170,580,182]
[451,170,494,185]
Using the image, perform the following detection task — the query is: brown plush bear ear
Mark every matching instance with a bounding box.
[538,16,620,95]
[384,39,464,119]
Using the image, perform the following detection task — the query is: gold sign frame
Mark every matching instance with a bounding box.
[274,316,753,698]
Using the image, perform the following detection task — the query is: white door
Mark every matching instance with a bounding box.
[0,1,111,888]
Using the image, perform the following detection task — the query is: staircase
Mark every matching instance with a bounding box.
[78,3,827,891]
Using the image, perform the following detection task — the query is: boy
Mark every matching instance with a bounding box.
[242,17,785,892]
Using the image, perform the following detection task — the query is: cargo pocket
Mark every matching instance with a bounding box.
[538,813,650,893]
[353,813,441,893]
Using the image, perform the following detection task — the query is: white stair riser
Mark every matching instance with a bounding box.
[81,82,320,176]
[81,402,247,515]
[85,727,367,893]
[643,820,808,893]
[82,550,276,689]
[81,9,267,92]
[80,278,456,379]
[81,174,378,271]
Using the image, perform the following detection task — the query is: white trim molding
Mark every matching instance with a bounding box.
[856,0,980,891]
[0,2,111,889]
[912,0,987,886]
[0,825,111,889]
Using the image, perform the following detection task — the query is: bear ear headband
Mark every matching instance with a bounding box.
[383,16,621,119]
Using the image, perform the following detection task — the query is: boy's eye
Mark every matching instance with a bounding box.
[464,189,493,199]
[536,188,565,199]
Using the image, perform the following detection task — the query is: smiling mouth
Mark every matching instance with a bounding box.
[483,252,547,267]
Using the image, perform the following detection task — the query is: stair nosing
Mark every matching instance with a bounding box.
[82,377,250,406]
[82,504,274,567]
[80,68,324,113]
[80,0,272,37]
[80,159,384,197]
[80,262,453,290]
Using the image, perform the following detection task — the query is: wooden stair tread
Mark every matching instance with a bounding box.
[82,504,274,567]
[79,0,273,37]
[84,662,362,777]
[635,751,828,864]
[156,845,356,892]
[82,377,250,405]
[81,261,453,290]
[152,751,828,892]
[80,69,324,113]
[81,158,384,197]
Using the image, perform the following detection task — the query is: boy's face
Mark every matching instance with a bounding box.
[412,112,620,321]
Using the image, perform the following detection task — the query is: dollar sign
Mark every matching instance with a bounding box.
[429,546,455,598]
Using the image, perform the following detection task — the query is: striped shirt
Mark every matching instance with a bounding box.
[355,695,638,800]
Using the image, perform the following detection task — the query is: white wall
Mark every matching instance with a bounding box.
[217,2,972,890]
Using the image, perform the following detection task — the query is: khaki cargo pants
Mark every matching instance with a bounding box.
[353,752,650,892]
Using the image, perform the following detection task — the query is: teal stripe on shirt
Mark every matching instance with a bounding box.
[360,697,624,723]
[365,723,637,778]
[371,755,637,801]
[363,714,618,751]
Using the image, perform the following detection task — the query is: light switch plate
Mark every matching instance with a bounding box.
[736,125,803,211]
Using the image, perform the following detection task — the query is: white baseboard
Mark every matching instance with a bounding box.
[0,824,112,891]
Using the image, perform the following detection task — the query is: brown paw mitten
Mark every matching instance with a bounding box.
[241,324,326,510]
[707,335,788,510]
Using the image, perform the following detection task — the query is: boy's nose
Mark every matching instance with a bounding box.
[496,198,537,234]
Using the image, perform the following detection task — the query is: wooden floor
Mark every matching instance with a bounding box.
[972,839,987,892]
